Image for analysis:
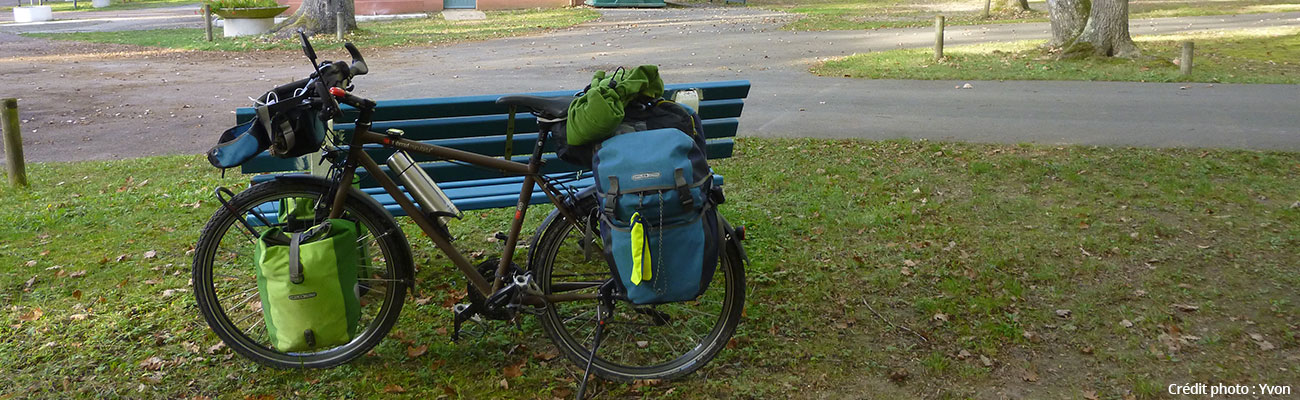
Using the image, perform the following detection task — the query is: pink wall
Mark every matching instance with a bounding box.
[278,0,576,15]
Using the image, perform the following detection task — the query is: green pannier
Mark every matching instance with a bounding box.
[254,219,362,352]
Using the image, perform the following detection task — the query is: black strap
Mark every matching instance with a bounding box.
[504,105,516,161]
[289,231,304,284]
[674,168,693,209]
[304,329,316,348]
[603,176,620,216]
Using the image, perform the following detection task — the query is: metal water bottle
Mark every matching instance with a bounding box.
[386,151,460,225]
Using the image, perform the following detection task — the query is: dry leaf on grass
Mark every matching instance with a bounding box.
[144,250,158,259]
[1172,304,1200,312]
[383,384,405,394]
[503,361,524,378]
[18,308,43,321]
[406,344,427,358]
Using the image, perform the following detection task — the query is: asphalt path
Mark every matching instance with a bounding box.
[0,7,1297,163]
[357,8,1300,150]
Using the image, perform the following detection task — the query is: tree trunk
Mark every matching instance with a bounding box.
[270,0,356,37]
[1048,0,1139,58]
[1000,0,1030,12]
[1046,0,1086,47]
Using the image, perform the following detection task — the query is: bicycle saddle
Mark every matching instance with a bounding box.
[495,95,573,121]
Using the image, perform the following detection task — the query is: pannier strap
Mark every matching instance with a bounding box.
[603,176,620,216]
[288,232,305,284]
[674,168,693,209]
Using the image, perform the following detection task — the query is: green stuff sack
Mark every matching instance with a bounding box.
[565,65,666,146]
[254,219,362,352]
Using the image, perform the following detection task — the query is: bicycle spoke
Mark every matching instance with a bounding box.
[218,287,258,304]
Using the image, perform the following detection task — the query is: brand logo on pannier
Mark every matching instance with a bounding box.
[631,172,661,181]
[288,292,317,300]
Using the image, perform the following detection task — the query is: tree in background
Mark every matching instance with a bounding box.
[1047,0,1139,58]
[1002,0,1030,13]
[271,0,355,36]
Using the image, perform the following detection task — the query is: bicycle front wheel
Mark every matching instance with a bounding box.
[529,206,746,382]
[192,178,412,369]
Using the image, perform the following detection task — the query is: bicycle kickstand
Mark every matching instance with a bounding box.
[576,282,616,399]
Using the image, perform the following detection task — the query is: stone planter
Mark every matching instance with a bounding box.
[211,6,290,37]
[13,5,53,23]
[92,0,111,8]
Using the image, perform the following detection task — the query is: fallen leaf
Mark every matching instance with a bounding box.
[1083,390,1099,400]
[68,270,87,278]
[25,260,37,267]
[24,275,37,289]
[69,313,89,321]
[979,355,993,367]
[1055,309,1071,318]
[1257,340,1276,351]
[429,359,446,371]
[406,344,428,358]
[888,368,909,382]
[116,254,129,262]
[1022,369,1038,382]
[503,361,524,378]
[552,387,573,398]
[383,384,405,394]
[1080,346,1094,355]
[903,259,917,267]
[932,313,949,322]
[144,250,157,259]
[414,296,433,305]
[499,378,509,390]
[900,267,912,276]
[957,350,971,360]
[71,290,82,300]
[636,340,650,348]
[139,356,164,371]
[1120,319,1134,328]
[534,348,560,361]
[207,342,226,354]
[1172,304,1200,312]
[18,308,43,321]
[1022,330,1040,343]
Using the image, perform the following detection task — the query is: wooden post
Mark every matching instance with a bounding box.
[336,13,344,41]
[1181,41,1194,75]
[2,98,27,188]
[934,15,945,61]
[202,5,213,42]
[982,0,990,18]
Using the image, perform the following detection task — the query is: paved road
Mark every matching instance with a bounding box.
[0,5,204,33]
[1,8,1298,163]
[359,8,1300,151]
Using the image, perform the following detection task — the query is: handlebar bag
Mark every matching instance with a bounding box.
[261,94,328,159]
[207,118,270,169]
[254,219,362,352]
[594,128,720,304]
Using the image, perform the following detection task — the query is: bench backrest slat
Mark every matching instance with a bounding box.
[237,80,748,193]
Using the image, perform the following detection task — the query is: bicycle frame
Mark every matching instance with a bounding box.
[323,105,595,305]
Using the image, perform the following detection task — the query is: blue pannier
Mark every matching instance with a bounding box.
[594,128,720,304]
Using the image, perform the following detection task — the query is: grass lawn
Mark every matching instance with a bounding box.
[3,138,1298,398]
[1,0,195,13]
[814,27,1300,84]
[724,0,1300,31]
[22,7,599,52]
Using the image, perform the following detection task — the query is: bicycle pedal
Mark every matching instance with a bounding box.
[451,303,478,342]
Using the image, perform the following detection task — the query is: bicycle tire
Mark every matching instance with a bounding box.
[193,178,412,369]
[528,204,746,382]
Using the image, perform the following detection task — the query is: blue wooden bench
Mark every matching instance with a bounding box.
[236,80,749,216]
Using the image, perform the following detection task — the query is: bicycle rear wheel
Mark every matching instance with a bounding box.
[529,205,745,381]
[192,178,412,369]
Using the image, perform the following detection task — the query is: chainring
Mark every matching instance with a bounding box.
[467,258,522,320]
